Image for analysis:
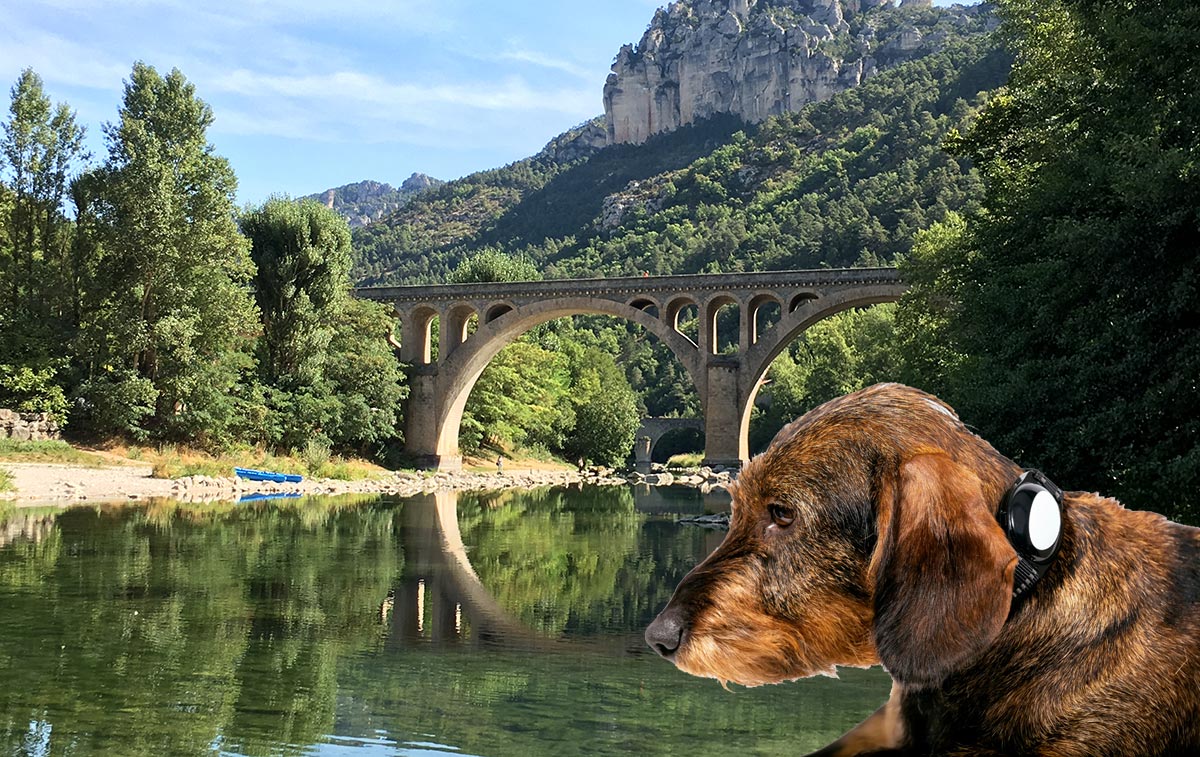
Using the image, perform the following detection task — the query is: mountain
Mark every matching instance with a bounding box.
[350,1,1006,286]
[306,174,443,229]
[604,0,989,145]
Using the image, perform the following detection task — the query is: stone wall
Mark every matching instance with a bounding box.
[0,409,61,441]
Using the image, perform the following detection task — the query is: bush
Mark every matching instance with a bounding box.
[74,371,157,440]
[301,438,332,474]
[0,363,69,424]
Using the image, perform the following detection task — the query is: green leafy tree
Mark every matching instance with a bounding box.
[0,70,86,421]
[562,347,641,467]
[459,341,572,455]
[79,63,258,445]
[242,198,353,387]
[447,246,541,284]
[901,0,1200,510]
[241,198,404,453]
[0,68,86,320]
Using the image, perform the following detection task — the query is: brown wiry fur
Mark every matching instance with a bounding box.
[646,383,1200,756]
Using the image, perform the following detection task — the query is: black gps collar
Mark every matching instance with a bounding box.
[997,469,1063,602]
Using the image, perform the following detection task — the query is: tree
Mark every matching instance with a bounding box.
[0,69,86,422]
[902,0,1200,511]
[447,247,541,284]
[459,341,572,455]
[0,68,85,320]
[562,347,641,467]
[242,198,353,388]
[79,63,258,445]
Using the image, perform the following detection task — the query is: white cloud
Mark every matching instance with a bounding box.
[498,47,594,80]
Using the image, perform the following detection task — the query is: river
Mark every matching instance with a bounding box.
[0,486,890,756]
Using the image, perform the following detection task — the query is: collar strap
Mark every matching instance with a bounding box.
[997,469,1063,602]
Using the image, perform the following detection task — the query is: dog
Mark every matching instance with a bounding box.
[645,383,1200,756]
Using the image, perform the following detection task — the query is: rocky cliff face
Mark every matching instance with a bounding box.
[307,174,444,228]
[604,0,977,144]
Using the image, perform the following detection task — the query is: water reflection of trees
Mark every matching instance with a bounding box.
[0,490,798,757]
[456,486,716,637]
[0,497,403,756]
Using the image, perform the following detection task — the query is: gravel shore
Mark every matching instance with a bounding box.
[1,461,733,505]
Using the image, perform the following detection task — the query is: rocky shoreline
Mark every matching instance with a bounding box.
[2,461,736,505]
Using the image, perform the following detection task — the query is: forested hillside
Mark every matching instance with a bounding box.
[354,32,1009,285]
[351,31,1012,458]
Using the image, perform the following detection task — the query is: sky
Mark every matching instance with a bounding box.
[2,0,968,206]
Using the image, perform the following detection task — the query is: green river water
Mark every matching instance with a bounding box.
[0,486,890,756]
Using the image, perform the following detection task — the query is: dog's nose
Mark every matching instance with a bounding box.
[645,606,687,658]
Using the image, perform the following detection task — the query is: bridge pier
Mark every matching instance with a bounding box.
[634,436,653,473]
[403,369,463,471]
[701,359,747,469]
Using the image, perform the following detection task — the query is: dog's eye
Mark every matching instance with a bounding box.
[767,503,796,529]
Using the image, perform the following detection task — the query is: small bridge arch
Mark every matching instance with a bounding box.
[356,268,905,470]
[633,417,704,473]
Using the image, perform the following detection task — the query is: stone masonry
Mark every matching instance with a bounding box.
[0,409,61,442]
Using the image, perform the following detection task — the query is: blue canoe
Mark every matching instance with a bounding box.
[234,467,303,484]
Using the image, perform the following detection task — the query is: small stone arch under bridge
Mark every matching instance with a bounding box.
[355,268,905,471]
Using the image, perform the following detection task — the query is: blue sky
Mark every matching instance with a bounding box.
[2,0,969,206]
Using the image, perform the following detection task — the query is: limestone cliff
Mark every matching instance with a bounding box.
[306,174,443,228]
[604,0,983,144]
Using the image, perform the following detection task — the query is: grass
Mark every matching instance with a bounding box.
[0,439,112,467]
[137,443,386,482]
[0,437,388,482]
[0,467,14,493]
[666,452,704,468]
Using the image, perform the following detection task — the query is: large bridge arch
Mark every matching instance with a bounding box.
[356,268,906,470]
[735,285,907,458]
[430,297,706,462]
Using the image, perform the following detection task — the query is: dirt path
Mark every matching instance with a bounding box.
[2,462,174,503]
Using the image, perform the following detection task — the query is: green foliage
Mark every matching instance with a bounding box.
[321,298,407,450]
[353,115,751,285]
[896,0,1200,510]
[0,467,12,492]
[242,197,353,387]
[751,305,902,452]
[76,63,259,447]
[0,363,68,422]
[74,369,158,440]
[0,68,86,328]
[562,347,642,467]
[460,341,573,455]
[449,246,541,283]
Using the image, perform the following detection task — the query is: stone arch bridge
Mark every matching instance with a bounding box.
[356,268,905,471]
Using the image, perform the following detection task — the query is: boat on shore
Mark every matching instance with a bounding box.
[234,467,303,484]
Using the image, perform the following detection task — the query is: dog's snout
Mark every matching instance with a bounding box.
[645,606,687,658]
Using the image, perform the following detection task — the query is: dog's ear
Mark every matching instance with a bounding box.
[871,453,1017,687]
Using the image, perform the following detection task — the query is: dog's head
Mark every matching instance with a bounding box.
[646,383,1023,688]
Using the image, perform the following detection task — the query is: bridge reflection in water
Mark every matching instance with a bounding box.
[386,486,730,651]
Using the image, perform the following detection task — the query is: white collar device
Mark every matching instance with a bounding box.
[998,469,1064,602]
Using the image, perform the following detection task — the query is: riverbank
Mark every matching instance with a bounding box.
[0,459,734,505]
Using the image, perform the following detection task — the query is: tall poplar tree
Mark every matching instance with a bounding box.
[0,68,86,327]
[0,68,85,420]
[79,63,258,444]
